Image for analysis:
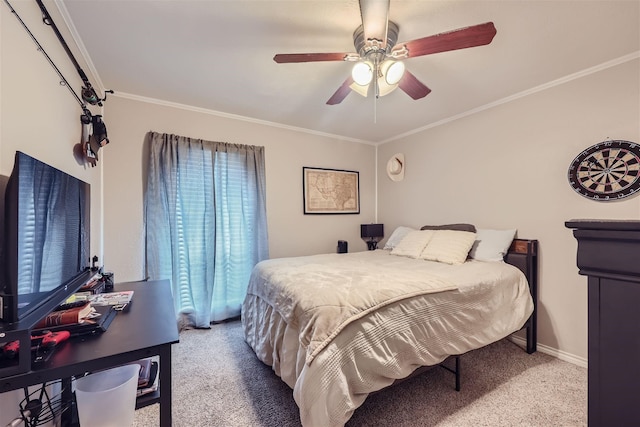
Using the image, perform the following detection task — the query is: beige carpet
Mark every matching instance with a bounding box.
[133,320,587,427]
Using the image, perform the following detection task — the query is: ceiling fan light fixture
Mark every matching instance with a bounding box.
[273,1,497,107]
[352,61,373,86]
[383,60,405,85]
[349,81,369,97]
[376,75,397,97]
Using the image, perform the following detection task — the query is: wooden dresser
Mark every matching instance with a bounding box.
[565,219,640,427]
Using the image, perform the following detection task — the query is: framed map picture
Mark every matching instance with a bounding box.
[303,167,360,214]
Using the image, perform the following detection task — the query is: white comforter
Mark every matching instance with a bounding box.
[241,250,533,427]
[246,251,458,364]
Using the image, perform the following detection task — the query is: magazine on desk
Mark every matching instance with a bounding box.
[76,291,134,311]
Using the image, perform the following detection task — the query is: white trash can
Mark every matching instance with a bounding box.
[74,364,140,427]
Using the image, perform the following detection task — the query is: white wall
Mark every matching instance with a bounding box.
[101,95,376,282]
[1,0,103,422]
[377,58,640,363]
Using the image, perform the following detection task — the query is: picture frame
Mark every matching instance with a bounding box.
[303,167,360,214]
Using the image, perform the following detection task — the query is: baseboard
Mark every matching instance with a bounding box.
[510,335,588,368]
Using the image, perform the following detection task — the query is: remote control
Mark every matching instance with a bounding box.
[55,301,88,311]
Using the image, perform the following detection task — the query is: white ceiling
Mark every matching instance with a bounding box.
[59,0,640,144]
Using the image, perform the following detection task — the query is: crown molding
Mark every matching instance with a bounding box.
[378,51,640,145]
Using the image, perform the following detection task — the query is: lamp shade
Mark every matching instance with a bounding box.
[361,224,384,239]
[375,60,405,97]
[382,60,405,85]
[349,80,370,97]
[352,62,373,86]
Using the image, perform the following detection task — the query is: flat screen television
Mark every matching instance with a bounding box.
[1,151,92,324]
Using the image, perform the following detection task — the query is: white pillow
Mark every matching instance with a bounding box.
[383,226,415,250]
[420,230,477,265]
[390,230,435,258]
[469,229,517,262]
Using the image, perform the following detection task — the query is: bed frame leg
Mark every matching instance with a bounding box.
[454,356,460,391]
[439,356,461,391]
[526,316,537,354]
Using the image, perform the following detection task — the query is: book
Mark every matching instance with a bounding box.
[132,358,153,388]
[136,361,159,397]
[34,301,93,328]
[32,305,117,337]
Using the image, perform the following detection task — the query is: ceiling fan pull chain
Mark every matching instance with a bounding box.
[372,61,376,123]
[374,85,378,124]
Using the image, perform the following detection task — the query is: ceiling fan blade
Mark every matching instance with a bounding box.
[397,22,497,58]
[326,77,355,105]
[398,71,431,100]
[273,53,352,63]
[359,0,390,48]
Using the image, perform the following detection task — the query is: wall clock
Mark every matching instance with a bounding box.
[568,140,640,201]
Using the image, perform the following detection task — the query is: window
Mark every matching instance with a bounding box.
[144,132,268,327]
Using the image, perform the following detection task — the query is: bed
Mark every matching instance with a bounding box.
[241,226,538,427]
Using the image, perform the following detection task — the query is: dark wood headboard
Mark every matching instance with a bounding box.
[505,239,538,354]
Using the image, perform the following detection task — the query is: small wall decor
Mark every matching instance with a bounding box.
[386,153,405,182]
[303,167,360,214]
[568,139,640,201]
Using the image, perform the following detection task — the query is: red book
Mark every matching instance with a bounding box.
[34,301,93,328]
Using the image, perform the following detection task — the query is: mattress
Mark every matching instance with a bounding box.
[241,250,533,426]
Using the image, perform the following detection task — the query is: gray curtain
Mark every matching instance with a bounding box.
[144,131,268,327]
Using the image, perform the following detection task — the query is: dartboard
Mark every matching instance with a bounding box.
[568,140,640,201]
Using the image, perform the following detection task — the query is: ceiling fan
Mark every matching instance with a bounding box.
[273,0,497,105]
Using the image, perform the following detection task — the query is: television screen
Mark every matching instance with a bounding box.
[1,151,91,324]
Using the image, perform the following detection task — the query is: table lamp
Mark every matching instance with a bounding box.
[361,224,384,250]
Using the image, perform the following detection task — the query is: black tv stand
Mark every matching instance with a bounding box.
[0,280,179,426]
